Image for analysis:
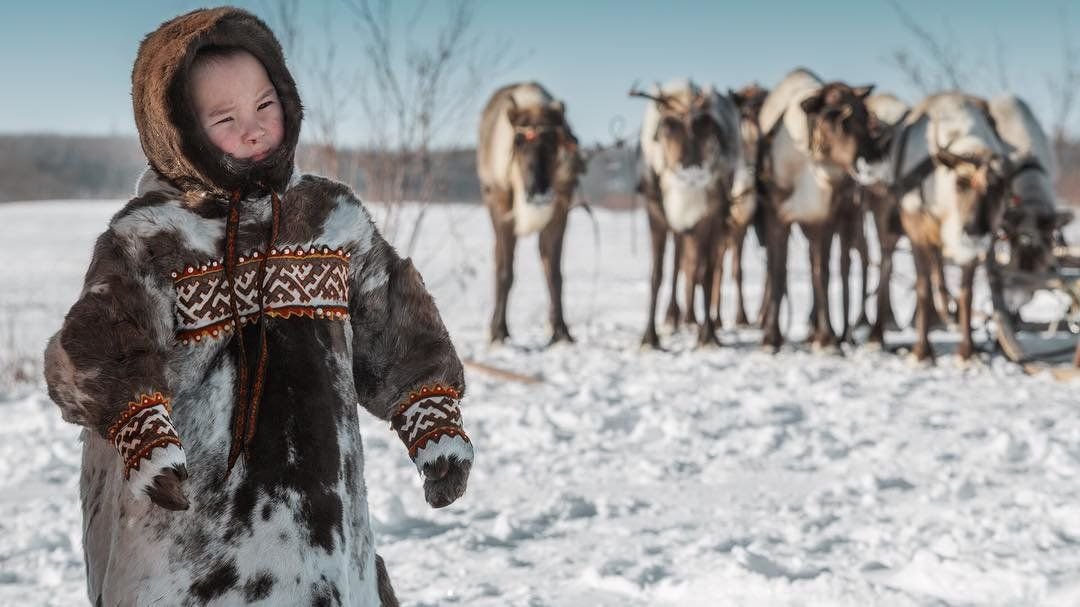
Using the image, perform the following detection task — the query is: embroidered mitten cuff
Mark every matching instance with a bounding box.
[106,392,187,498]
[390,384,473,473]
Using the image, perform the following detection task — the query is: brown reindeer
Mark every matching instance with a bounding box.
[477,83,585,345]
[706,83,769,329]
[755,68,878,351]
[662,84,766,332]
[894,93,1014,361]
[633,79,744,348]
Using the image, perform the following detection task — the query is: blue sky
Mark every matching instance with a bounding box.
[1,1,1076,145]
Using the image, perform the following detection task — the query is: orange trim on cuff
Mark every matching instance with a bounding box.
[106,392,171,441]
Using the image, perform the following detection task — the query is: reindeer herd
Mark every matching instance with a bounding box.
[475,68,1074,363]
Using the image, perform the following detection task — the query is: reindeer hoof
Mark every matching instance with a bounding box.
[761,333,783,353]
[813,332,839,352]
[489,327,510,345]
[956,342,974,361]
[695,330,721,349]
[909,344,936,365]
[812,340,842,355]
[868,325,885,346]
[640,332,663,351]
[663,307,681,332]
[548,326,575,346]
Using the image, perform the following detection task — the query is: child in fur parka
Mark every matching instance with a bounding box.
[43,7,473,606]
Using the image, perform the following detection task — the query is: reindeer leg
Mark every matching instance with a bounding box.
[870,205,899,344]
[711,234,726,329]
[695,221,721,347]
[757,264,772,328]
[539,207,573,345]
[762,207,789,352]
[680,234,699,328]
[956,261,976,360]
[733,224,751,327]
[664,237,683,331]
[911,243,936,362]
[488,190,516,344]
[933,250,956,325]
[642,206,668,349]
[839,217,854,344]
[854,215,871,329]
[809,224,838,350]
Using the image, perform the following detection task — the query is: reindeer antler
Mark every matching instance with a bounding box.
[628,80,677,110]
[932,123,981,168]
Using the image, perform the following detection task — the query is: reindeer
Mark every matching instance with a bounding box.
[754,68,878,351]
[892,93,1015,361]
[861,93,965,344]
[632,79,743,349]
[988,93,1074,313]
[707,83,769,329]
[831,176,873,341]
[860,93,911,344]
[477,82,585,345]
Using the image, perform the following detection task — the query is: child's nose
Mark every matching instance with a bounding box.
[243,120,265,145]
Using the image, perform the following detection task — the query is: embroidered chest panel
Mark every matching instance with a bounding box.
[172,246,351,345]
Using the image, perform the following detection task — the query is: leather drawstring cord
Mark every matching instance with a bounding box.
[224,187,282,475]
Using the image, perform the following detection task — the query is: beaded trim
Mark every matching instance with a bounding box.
[172,245,351,345]
[390,384,468,460]
[105,392,183,479]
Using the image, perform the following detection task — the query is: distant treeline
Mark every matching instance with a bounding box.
[0,134,638,207]
[1,134,1076,207]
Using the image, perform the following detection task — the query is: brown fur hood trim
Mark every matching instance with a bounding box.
[132,7,303,199]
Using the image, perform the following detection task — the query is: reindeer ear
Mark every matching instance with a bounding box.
[550,100,566,115]
[801,93,825,115]
[934,151,964,171]
[852,85,875,99]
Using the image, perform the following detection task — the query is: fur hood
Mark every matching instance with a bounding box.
[132,7,303,199]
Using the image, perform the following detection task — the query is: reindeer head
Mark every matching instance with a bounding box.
[506,99,580,207]
[800,82,877,172]
[731,83,768,160]
[729,84,769,219]
[1000,194,1073,273]
[632,83,731,188]
[933,146,1012,263]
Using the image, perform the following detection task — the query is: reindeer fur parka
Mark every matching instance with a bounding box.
[43,8,472,606]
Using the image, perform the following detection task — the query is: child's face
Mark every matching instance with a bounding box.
[191,51,284,162]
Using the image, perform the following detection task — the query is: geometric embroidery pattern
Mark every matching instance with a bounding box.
[390,384,470,460]
[105,392,182,479]
[172,245,351,345]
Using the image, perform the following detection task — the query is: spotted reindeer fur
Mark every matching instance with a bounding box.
[43,8,471,606]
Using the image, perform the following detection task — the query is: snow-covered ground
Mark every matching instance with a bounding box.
[2,199,1080,606]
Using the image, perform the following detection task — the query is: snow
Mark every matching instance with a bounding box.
[3,199,1080,606]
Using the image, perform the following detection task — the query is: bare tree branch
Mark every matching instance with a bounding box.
[993,33,1011,92]
[1046,7,1080,154]
[339,0,518,250]
[262,0,301,61]
[885,0,969,94]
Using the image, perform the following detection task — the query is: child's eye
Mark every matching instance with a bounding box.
[213,116,233,126]
[258,101,275,111]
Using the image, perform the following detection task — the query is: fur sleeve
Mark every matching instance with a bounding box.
[344,198,471,469]
[44,228,185,489]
